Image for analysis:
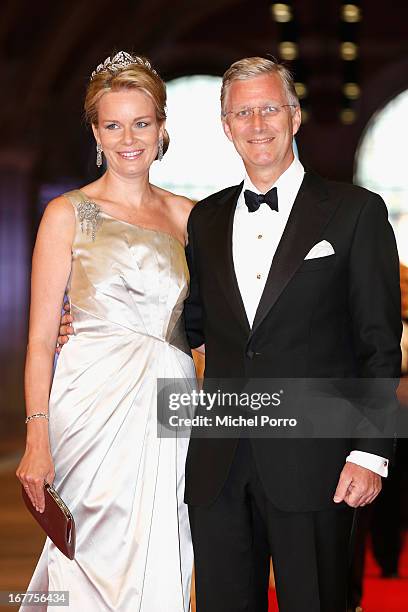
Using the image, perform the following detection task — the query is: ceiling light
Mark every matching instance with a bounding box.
[343,82,360,99]
[340,108,357,124]
[295,82,307,99]
[279,41,298,61]
[301,108,310,123]
[340,42,358,60]
[271,3,293,22]
[341,4,361,23]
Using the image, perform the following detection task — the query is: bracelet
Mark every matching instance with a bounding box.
[25,413,49,424]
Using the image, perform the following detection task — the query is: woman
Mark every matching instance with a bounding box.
[16,51,195,611]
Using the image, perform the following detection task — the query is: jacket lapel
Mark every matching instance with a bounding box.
[211,183,251,335]
[249,171,338,341]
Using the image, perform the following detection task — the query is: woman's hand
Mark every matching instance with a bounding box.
[16,448,55,513]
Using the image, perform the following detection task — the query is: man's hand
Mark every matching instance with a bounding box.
[56,302,73,354]
[333,462,382,508]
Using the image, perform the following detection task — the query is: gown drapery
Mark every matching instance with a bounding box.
[21,190,195,611]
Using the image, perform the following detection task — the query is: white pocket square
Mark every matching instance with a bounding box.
[304,240,335,260]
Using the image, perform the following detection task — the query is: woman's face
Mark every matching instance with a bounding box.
[92,89,163,178]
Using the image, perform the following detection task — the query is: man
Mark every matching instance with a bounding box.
[183,58,401,611]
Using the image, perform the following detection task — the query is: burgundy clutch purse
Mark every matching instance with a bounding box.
[22,483,76,560]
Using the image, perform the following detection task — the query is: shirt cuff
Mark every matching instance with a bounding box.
[346,450,389,477]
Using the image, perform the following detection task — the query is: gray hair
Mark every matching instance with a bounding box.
[221,56,299,114]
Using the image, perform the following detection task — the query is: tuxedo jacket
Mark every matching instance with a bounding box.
[184,170,402,512]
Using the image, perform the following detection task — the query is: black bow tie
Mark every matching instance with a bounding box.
[244,187,278,213]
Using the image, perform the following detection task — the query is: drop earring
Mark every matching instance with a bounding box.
[96,142,103,167]
[157,137,163,162]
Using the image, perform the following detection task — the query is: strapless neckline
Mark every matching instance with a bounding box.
[76,189,186,249]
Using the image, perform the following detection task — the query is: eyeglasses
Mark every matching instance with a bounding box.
[223,104,297,121]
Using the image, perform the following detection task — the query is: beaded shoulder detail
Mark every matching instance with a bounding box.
[77,198,102,241]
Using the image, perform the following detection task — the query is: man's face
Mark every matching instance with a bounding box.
[222,73,301,177]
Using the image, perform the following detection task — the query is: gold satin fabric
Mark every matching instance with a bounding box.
[22,190,195,611]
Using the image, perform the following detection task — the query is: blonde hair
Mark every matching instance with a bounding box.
[221,56,299,114]
[84,55,169,156]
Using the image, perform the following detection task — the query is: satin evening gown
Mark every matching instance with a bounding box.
[22,190,194,611]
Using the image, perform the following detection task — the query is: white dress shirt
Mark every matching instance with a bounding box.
[232,157,388,477]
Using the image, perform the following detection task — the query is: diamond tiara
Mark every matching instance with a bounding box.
[90,51,158,81]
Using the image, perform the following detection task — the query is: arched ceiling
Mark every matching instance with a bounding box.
[0,0,407,180]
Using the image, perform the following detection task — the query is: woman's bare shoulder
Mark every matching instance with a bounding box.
[155,186,195,213]
[169,193,195,214]
[43,195,76,220]
[38,196,76,244]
